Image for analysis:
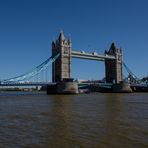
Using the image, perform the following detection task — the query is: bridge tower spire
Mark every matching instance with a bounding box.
[52,31,71,82]
[105,42,123,83]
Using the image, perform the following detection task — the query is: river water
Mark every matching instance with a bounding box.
[0,92,147,148]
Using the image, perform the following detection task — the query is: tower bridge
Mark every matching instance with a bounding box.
[52,31,122,84]
[1,31,133,93]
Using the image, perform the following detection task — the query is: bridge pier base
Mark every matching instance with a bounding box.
[112,81,132,93]
[47,79,78,94]
[56,81,78,94]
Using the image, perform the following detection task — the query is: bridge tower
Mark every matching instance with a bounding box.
[105,43,123,83]
[52,31,71,82]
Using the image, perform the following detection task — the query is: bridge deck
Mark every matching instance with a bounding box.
[0,82,56,87]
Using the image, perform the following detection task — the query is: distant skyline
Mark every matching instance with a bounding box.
[0,0,148,81]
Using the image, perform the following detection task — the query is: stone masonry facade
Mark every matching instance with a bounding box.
[52,31,71,82]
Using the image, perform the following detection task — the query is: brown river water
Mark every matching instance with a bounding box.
[0,92,148,148]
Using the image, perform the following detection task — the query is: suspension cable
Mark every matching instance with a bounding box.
[2,53,60,83]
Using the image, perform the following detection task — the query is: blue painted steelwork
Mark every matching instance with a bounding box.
[123,62,140,83]
[0,82,56,87]
[2,53,60,84]
[123,62,139,79]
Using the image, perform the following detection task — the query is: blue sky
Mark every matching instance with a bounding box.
[0,0,148,81]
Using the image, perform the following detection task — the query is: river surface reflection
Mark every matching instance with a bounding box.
[0,92,148,148]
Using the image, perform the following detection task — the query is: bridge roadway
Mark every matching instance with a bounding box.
[0,82,112,88]
[0,82,56,87]
[71,50,116,61]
